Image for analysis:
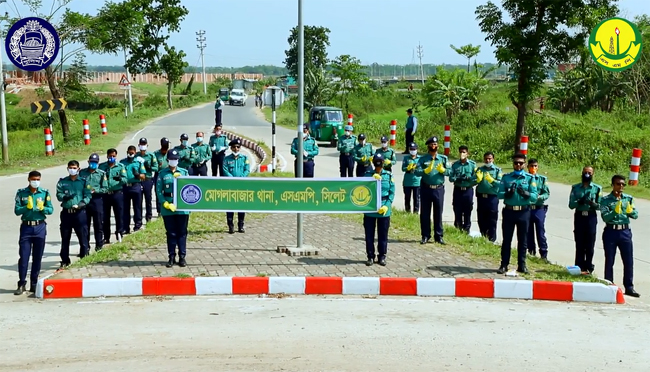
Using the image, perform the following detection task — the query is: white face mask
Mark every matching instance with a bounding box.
[215,130,222,135]
[196,137,203,143]
[68,168,78,176]
[345,131,351,136]
[139,145,147,151]
[29,180,40,189]
[409,150,418,156]
[168,159,179,167]
[485,161,493,167]
[303,132,309,138]
[381,143,388,148]
[127,153,135,158]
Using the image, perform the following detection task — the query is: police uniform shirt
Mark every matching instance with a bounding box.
[569,182,602,211]
[498,172,539,206]
[223,153,251,177]
[156,167,190,217]
[415,153,450,185]
[14,187,54,221]
[364,169,395,218]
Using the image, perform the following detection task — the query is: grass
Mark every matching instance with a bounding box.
[84,82,204,96]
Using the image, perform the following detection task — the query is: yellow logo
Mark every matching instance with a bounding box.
[350,185,372,207]
[589,17,643,72]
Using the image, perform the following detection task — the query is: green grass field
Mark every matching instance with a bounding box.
[84,82,204,96]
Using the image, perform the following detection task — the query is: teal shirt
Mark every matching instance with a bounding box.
[209,134,229,153]
[14,187,54,221]
[223,153,251,177]
[99,162,128,191]
[475,164,503,195]
[173,145,195,170]
[406,115,415,130]
[191,142,212,165]
[353,143,374,165]
[364,169,395,218]
[374,147,397,171]
[136,151,159,178]
[154,150,169,171]
[79,168,108,194]
[530,174,550,206]
[569,182,603,212]
[497,172,539,206]
[56,176,91,209]
[337,134,357,154]
[449,159,477,187]
[155,167,190,217]
[599,192,638,225]
[120,157,147,184]
[415,153,450,185]
[401,155,421,187]
[291,136,319,160]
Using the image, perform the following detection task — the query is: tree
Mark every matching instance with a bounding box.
[450,44,481,72]
[304,69,335,110]
[283,25,331,80]
[159,46,188,109]
[59,52,93,100]
[475,0,618,153]
[329,55,368,111]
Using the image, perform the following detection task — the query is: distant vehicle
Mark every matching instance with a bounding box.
[308,106,344,147]
[219,88,230,103]
[229,89,247,106]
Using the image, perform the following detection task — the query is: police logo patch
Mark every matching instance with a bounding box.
[5,17,60,71]
[245,160,250,164]
[180,184,202,205]
[46,195,50,201]
[531,182,537,187]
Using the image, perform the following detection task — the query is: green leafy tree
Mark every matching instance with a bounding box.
[450,44,481,72]
[159,46,189,109]
[475,0,618,152]
[304,69,335,109]
[60,52,93,100]
[283,25,331,80]
[330,54,368,111]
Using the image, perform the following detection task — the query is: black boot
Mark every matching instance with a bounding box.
[166,256,175,268]
[178,255,187,267]
[238,222,245,233]
[227,219,235,234]
[14,282,26,295]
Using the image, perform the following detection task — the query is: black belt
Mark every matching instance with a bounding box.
[477,193,495,198]
[530,205,548,210]
[126,183,141,187]
[605,224,629,230]
[505,205,528,211]
[107,190,122,194]
[91,194,103,199]
[65,208,83,213]
[422,183,443,189]
[455,186,470,191]
[22,220,45,226]
[381,197,389,201]
[576,210,596,217]
[341,153,351,156]
[163,192,172,197]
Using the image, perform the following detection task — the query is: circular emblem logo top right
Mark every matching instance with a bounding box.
[589,17,643,72]
[350,185,372,207]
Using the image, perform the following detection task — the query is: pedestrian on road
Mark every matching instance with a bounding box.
[215,96,224,125]
[401,142,421,213]
[526,159,551,259]
[291,124,319,178]
[363,153,395,266]
[121,146,146,234]
[374,136,397,173]
[56,160,91,268]
[415,136,449,245]
[99,148,127,244]
[79,153,107,252]
[450,145,477,233]
[174,133,195,174]
[475,152,502,242]
[223,139,251,234]
[209,124,228,176]
[337,124,357,177]
[153,138,170,215]
[599,175,639,297]
[353,133,373,177]
[568,166,601,274]
[137,138,159,224]
[403,108,417,154]
[156,149,190,268]
[191,131,211,176]
[497,153,538,274]
[13,170,53,295]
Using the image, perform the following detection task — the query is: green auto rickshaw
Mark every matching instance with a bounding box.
[308,106,344,147]
[219,88,230,103]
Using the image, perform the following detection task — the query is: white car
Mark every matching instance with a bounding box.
[229,89,247,106]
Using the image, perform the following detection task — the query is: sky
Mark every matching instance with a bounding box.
[3,0,649,67]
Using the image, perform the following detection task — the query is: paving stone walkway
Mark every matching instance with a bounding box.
[55,214,504,280]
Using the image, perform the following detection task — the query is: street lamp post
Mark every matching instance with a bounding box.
[295,0,304,248]
[0,3,9,163]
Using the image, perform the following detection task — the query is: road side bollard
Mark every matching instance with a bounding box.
[100,114,107,135]
[628,148,642,186]
[520,136,529,156]
[389,120,396,147]
[44,128,53,156]
[83,119,91,145]
[444,124,451,156]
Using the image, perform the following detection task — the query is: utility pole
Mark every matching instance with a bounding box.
[124,49,133,114]
[196,30,207,95]
[296,0,304,248]
[416,42,425,85]
[0,5,9,163]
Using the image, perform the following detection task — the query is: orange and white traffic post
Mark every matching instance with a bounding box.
[83,119,91,145]
[628,148,642,186]
[443,124,451,156]
[520,136,529,156]
[389,120,397,146]
[100,114,107,135]
[44,128,53,156]
[347,113,353,127]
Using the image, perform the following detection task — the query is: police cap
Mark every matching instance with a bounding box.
[229,138,242,147]
[88,153,100,162]
[372,153,384,167]
[425,136,438,145]
[166,149,180,160]
[303,123,309,130]
[344,125,353,131]
[180,133,189,140]
[380,136,388,143]
[160,137,170,145]
[214,123,222,129]
[409,142,418,149]
[139,137,148,145]
[358,133,366,141]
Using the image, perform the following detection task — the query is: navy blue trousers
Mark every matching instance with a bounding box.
[574,211,597,272]
[527,206,549,256]
[452,186,474,232]
[500,208,530,268]
[142,178,154,221]
[123,183,143,233]
[356,163,372,177]
[477,193,498,242]
[163,214,189,258]
[86,195,104,248]
[294,159,314,178]
[339,154,354,177]
[602,227,634,290]
[18,222,47,287]
[211,152,225,176]
[363,215,390,260]
[60,209,89,263]
[404,186,421,213]
[419,185,445,240]
[227,212,246,227]
[103,191,124,239]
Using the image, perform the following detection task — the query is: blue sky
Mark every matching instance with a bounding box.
[4,0,649,67]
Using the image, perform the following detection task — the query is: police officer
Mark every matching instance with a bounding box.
[121,145,146,234]
[475,152,503,242]
[526,159,550,258]
[401,142,421,213]
[415,136,449,244]
[224,139,251,233]
[136,138,159,224]
[599,174,639,297]
[153,138,170,215]
[174,133,195,173]
[191,131,211,176]
[403,108,417,154]
[209,124,228,176]
[291,124,319,178]
[569,166,601,274]
[337,124,357,177]
[13,170,53,295]
[353,133,373,177]
[375,136,397,172]
[450,145,477,233]
[363,153,395,266]
[56,160,92,268]
[215,95,224,125]
[497,153,538,274]
[79,153,107,251]
[156,149,190,268]
[100,148,127,244]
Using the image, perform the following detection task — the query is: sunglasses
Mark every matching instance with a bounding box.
[232,145,241,149]
[513,161,524,165]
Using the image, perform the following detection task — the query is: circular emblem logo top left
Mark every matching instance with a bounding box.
[180,184,202,205]
[5,17,60,72]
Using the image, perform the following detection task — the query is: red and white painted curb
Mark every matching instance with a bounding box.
[35,277,625,304]
[221,130,276,173]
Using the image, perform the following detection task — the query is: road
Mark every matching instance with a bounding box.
[0,102,257,302]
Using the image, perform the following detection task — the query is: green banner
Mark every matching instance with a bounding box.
[173,177,381,213]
